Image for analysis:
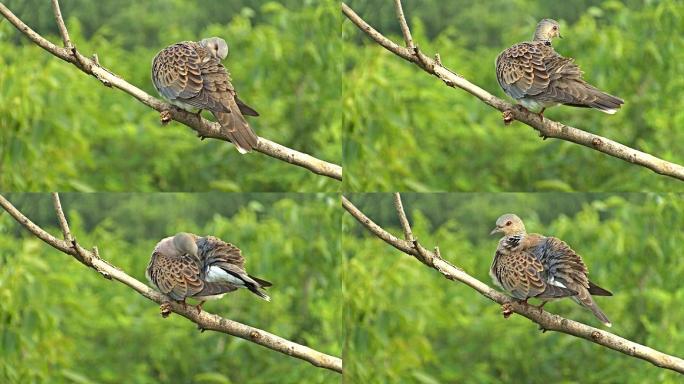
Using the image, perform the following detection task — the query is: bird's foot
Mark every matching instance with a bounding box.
[501,302,514,318]
[194,301,205,314]
[533,301,547,315]
[502,109,515,125]
[159,302,172,318]
[537,107,546,121]
[159,110,172,125]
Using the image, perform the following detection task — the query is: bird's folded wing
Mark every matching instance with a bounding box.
[197,236,245,269]
[149,252,204,301]
[152,43,204,102]
[530,235,589,290]
[496,43,551,99]
[495,249,548,299]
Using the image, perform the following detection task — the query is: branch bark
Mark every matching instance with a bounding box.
[0,2,342,182]
[341,2,684,182]
[0,194,342,373]
[342,194,684,374]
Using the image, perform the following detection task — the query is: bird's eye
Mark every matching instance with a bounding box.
[552,26,558,30]
[506,221,512,226]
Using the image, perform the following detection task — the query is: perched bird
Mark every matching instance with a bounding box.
[489,214,613,326]
[496,19,624,117]
[152,37,259,153]
[146,232,271,312]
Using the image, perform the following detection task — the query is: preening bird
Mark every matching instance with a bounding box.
[152,37,259,153]
[146,232,272,312]
[489,214,613,327]
[496,19,624,117]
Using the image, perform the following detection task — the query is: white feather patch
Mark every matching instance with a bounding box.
[205,266,245,286]
[548,276,568,288]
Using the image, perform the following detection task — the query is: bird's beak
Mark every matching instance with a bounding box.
[558,33,563,39]
[490,227,501,235]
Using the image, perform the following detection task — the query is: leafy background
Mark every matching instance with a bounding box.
[343,0,684,192]
[0,0,341,192]
[0,193,341,383]
[343,193,684,383]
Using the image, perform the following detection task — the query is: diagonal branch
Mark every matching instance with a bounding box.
[393,192,414,242]
[342,194,684,374]
[0,2,342,182]
[393,0,414,49]
[50,0,72,49]
[0,194,342,373]
[342,2,684,182]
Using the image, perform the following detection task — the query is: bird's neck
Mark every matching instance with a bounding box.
[533,32,552,45]
[502,232,526,249]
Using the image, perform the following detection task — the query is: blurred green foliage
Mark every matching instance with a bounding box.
[343,0,684,191]
[0,0,341,192]
[343,193,684,383]
[0,193,341,383]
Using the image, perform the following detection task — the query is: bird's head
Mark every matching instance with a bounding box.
[199,37,229,60]
[533,19,562,43]
[173,232,199,258]
[490,214,526,236]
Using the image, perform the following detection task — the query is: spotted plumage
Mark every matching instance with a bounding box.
[490,214,612,326]
[496,19,624,115]
[146,232,272,310]
[152,37,259,153]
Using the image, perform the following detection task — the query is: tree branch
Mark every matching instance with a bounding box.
[0,2,342,182]
[341,194,684,374]
[50,0,72,49]
[393,0,414,49]
[0,194,342,373]
[392,192,414,242]
[341,2,684,182]
[51,192,73,243]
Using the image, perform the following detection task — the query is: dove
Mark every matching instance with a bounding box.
[152,37,259,153]
[496,19,624,117]
[490,214,612,326]
[146,232,271,312]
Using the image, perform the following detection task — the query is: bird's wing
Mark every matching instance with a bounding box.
[197,236,245,272]
[496,42,552,99]
[543,54,624,110]
[195,44,258,151]
[152,43,209,105]
[195,236,271,298]
[493,247,548,299]
[151,42,230,112]
[147,251,204,301]
[528,235,590,291]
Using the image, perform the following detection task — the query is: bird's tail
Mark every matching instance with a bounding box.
[244,275,271,302]
[586,299,612,327]
[574,85,624,114]
[213,100,258,154]
[574,292,612,327]
[588,281,613,296]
